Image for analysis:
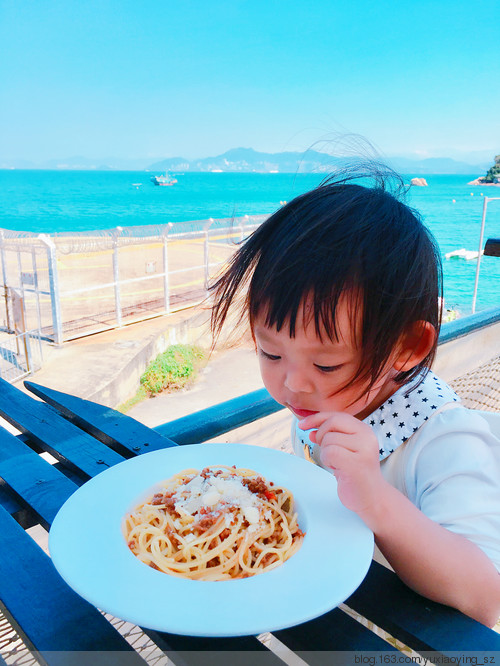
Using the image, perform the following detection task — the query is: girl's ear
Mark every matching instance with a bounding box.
[393,321,436,372]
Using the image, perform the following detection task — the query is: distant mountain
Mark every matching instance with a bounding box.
[149,148,490,175]
[1,148,493,174]
[149,147,345,173]
[385,156,491,175]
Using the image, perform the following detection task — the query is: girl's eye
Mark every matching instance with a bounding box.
[259,349,281,361]
[314,364,343,373]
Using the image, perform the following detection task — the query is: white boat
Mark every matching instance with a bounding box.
[151,173,177,187]
[445,248,482,261]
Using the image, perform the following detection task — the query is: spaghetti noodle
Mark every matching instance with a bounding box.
[123,465,304,580]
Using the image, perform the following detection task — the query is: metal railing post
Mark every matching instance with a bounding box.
[472,197,500,313]
[31,246,43,336]
[0,230,12,332]
[203,218,215,291]
[38,234,63,345]
[163,223,173,314]
[113,227,123,327]
[31,245,44,366]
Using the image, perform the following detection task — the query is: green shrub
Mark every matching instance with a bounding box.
[483,155,500,183]
[140,344,206,396]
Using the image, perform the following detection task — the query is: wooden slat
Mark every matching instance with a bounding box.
[0,481,45,528]
[155,388,284,444]
[0,425,78,528]
[0,504,145,660]
[274,607,398,657]
[346,561,500,652]
[0,483,24,516]
[0,428,279,662]
[25,381,178,456]
[25,381,284,448]
[0,378,125,479]
[144,631,285,666]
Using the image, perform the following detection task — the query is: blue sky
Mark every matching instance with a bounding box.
[1,0,499,163]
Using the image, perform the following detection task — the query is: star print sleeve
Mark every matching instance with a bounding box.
[403,408,500,572]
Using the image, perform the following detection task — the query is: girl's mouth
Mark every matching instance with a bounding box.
[288,406,318,419]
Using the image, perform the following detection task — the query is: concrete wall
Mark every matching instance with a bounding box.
[434,320,500,383]
[88,309,214,408]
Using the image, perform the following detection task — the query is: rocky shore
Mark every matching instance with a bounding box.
[467,178,500,186]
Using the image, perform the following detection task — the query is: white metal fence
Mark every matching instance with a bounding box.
[0,329,43,383]
[0,215,266,349]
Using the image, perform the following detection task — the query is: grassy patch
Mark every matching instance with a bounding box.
[117,344,207,413]
[140,344,207,396]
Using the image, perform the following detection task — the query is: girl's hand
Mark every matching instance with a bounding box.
[300,413,500,627]
[298,412,389,517]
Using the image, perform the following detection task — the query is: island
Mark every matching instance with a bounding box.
[468,155,500,186]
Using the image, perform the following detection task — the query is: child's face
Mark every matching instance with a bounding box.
[253,297,400,421]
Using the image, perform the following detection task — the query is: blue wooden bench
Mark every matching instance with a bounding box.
[0,306,500,663]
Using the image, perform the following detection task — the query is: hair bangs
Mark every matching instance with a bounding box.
[247,236,359,344]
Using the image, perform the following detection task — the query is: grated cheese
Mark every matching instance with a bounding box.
[172,470,261,518]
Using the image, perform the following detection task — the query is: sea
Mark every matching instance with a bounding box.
[0,170,499,316]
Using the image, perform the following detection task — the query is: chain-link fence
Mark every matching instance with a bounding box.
[0,215,266,350]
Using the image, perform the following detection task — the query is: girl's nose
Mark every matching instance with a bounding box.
[284,367,313,393]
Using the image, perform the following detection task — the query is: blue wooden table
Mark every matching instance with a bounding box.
[0,376,499,666]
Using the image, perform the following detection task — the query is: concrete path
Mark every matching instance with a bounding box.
[127,344,294,453]
[16,308,214,406]
[7,308,294,452]
[128,346,263,424]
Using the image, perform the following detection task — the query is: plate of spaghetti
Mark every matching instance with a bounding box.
[123,464,305,580]
[49,442,374,636]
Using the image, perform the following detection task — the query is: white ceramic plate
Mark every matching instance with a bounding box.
[49,443,374,637]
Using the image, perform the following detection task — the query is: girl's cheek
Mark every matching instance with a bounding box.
[259,366,280,396]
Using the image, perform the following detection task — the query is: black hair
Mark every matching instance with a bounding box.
[210,164,443,390]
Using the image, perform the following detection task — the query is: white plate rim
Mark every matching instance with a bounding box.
[49,443,374,637]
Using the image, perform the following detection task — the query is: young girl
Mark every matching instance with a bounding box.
[210,167,500,626]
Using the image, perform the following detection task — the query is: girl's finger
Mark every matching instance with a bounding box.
[314,430,361,454]
[320,442,356,471]
[298,411,360,435]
